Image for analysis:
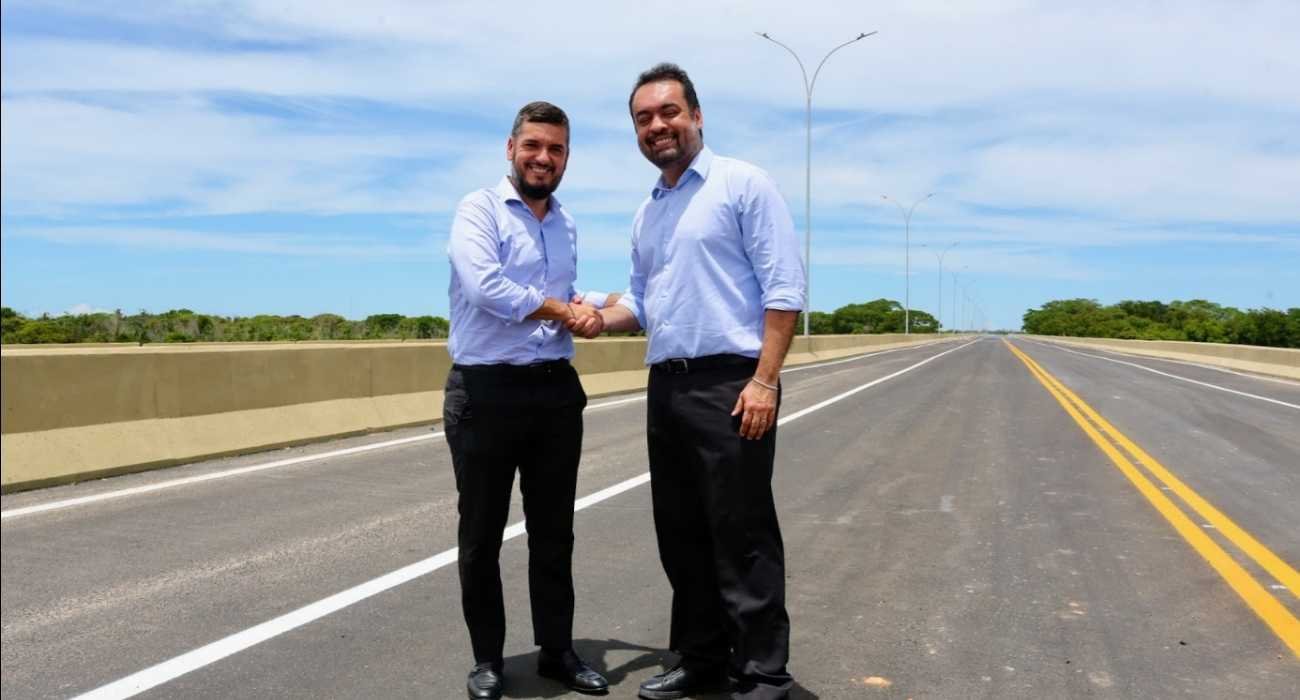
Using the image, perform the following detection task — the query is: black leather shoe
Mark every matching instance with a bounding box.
[467,662,503,700]
[538,648,609,694]
[637,661,729,699]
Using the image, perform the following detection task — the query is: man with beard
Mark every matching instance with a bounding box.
[444,101,609,700]
[596,64,805,700]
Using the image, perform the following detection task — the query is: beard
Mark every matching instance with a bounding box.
[641,130,701,169]
[511,160,562,200]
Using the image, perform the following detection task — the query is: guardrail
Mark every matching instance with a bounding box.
[1021,335,1300,380]
[1,334,959,492]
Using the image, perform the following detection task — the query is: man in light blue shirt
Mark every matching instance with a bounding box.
[444,101,608,700]
[598,64,805,700]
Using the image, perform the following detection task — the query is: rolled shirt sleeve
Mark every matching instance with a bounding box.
[741,169,806,312]
[576,289,609,309]
[448,195,545,323]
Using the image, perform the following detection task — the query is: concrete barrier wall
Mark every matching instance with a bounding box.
[1021,335,1300,379]
[1,334,956,492]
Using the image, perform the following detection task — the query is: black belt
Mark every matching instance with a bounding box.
[650,353,756,374]
[452,359,570,375]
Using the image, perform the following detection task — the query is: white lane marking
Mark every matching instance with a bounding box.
[1033,339,1300,387]
[781,340,947,374]
[777,340,976,425]
[1,435,439,521]
[6,396,641,521]
[72,471,655,700]
[940,495,955,513]
[1027,340,1300,410]
[2,343,945,521]
[70,339,978,700]
[585,395,646,410]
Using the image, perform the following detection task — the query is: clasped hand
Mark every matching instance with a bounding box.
[565,299,604,339]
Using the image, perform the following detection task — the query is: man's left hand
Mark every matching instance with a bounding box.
[731,379,778,440]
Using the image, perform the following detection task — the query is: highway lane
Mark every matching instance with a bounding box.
[3,337,1298,698]
[1,340,961,698]
[1015,338,1300,575]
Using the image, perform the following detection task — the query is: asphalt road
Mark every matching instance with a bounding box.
[3,337,1297,699]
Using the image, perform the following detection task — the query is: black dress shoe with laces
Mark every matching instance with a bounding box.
[537,648,609,694]
[637,661,729,699]
[466,661,504,700]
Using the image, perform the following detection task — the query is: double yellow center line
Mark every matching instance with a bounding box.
[1004,340,1300,658]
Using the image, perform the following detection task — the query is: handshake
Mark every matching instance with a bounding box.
[565,295,606,339]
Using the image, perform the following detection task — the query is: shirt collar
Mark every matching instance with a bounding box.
[493,175,563,214]
[651,145,713,200]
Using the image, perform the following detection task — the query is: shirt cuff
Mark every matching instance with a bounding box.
[616,295,646,328]
[762,288,805,312]
[580,290,609,309]
[512,287,546,323]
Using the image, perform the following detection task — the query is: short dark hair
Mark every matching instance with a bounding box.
[511,101,569,139]
[628,62,700,115]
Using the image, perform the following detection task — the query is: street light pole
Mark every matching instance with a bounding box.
[951,271,960,332]
[962,282,979,332]
[882,193,934,334]
[922,242,958,333]
[757,30,877,337]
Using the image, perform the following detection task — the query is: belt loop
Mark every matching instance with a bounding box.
[670,358,689,374]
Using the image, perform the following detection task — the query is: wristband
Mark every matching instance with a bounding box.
[566,303,577,320]
[751,376,779,391]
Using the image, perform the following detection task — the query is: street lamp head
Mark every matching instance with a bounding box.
[758,30,875,338]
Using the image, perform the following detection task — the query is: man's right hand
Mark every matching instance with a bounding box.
[566,302,604,339]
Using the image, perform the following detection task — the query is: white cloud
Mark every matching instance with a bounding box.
[5,226,436,259]
[2,0,1298,301]
[65,303,112,315]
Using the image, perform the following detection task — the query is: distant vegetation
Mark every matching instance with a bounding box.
[798,299,940,335]
[2,298,943,344]
[1,307,448,344]
[1022,299,1299,348]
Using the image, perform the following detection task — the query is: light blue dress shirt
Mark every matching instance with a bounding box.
[447,176,579,365]
[617,146,806,365]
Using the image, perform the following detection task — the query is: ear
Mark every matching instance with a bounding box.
[692,107,703,130]
[506,136,516,161]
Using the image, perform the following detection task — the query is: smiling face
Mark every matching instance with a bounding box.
[630,80,703,178]
[506,121,569,200]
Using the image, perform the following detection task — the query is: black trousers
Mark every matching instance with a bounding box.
[443,360,587,664]
[646,356,793,698]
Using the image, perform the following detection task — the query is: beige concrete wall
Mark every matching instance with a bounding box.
[1021,335,1300,380]
[1,334,956,492]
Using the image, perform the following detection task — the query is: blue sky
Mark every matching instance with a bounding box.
[2,1,1297,331]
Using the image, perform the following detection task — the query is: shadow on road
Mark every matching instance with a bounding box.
[500,638,819,699]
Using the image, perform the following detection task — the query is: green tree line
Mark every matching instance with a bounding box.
[2,298,942,345]
[1,307,449,344]
[1022,299,1299,348]
[798,299,940,335]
